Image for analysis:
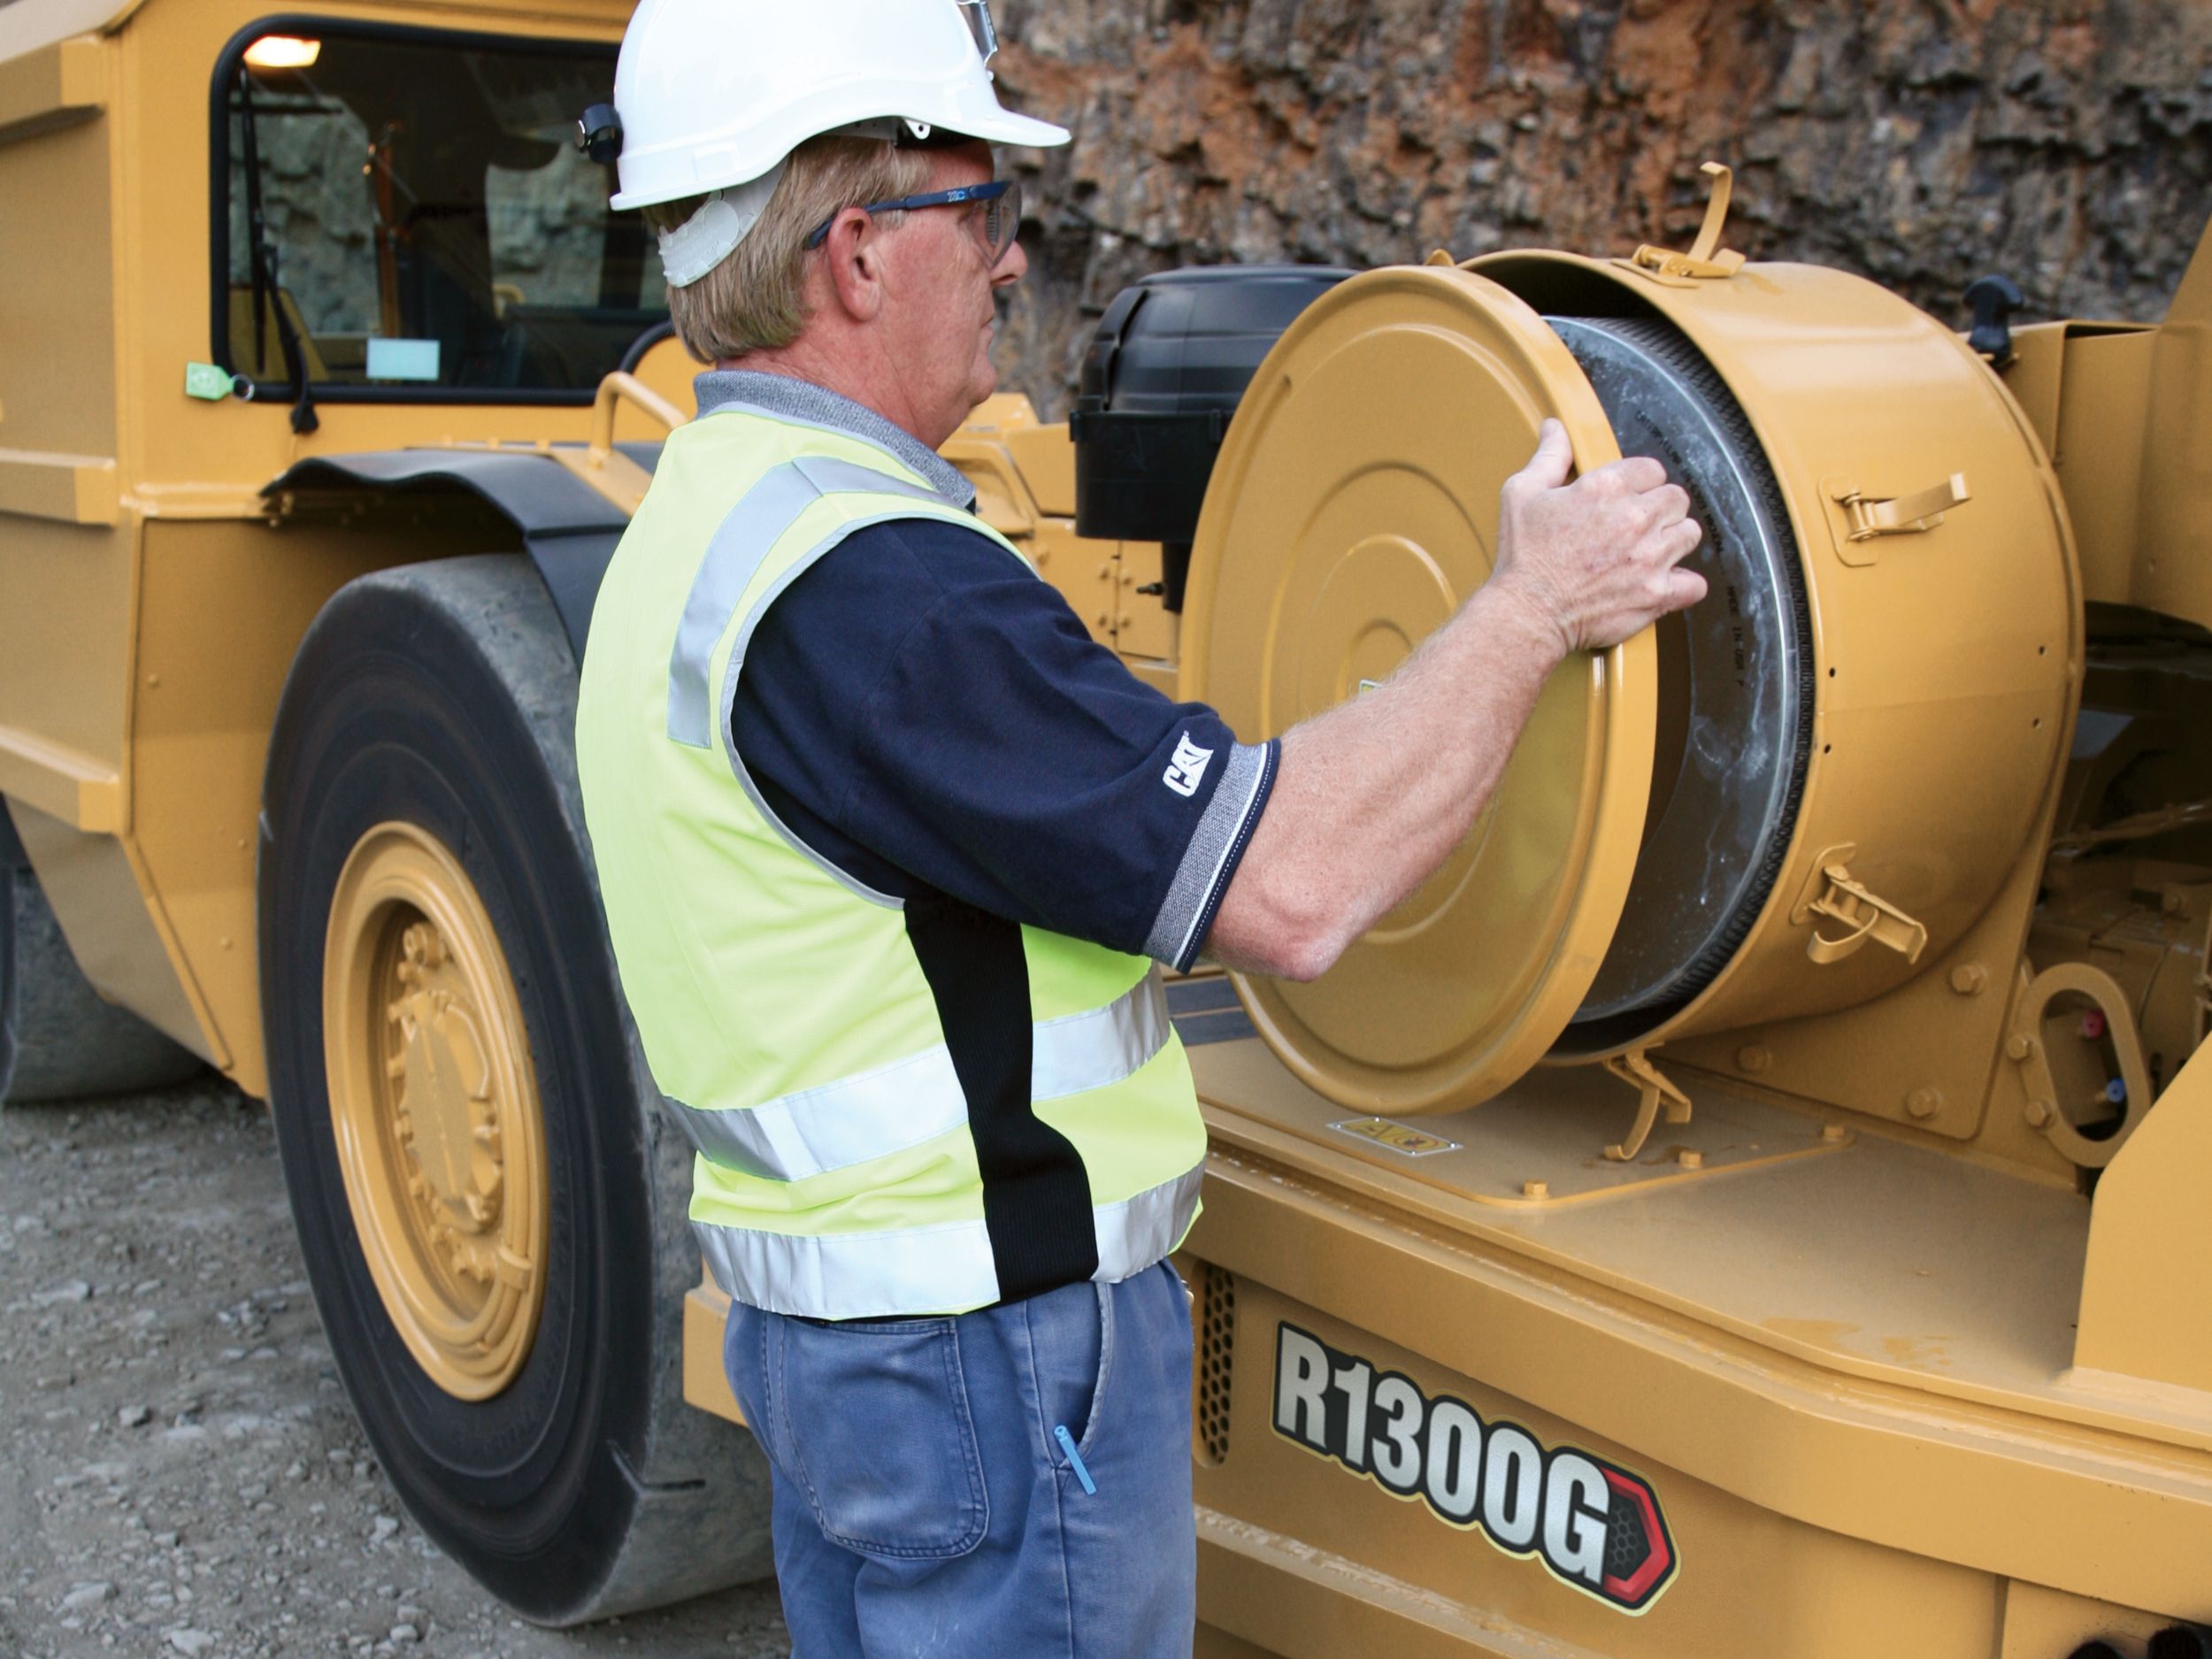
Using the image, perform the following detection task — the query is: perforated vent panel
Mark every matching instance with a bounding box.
[1194,1263,1237,1466]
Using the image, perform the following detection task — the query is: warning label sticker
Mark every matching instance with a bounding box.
[1271,1322,1678,1613]
[1328,1117,1461,1157]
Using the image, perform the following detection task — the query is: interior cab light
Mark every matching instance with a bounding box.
[243,35,320,70]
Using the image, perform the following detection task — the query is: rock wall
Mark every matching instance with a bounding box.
[987,0,2212,419]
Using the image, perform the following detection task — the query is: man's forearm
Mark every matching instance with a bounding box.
[1206,582,1565,980]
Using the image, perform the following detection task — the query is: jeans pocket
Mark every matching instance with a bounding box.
[777,1317,989,1560]
[1071,1279,1117,1461]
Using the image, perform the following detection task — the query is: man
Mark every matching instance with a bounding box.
[574,3,1704,1655]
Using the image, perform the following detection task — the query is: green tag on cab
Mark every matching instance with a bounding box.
[184,362,235,402]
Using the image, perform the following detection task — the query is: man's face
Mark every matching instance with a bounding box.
[876,142,1027,446]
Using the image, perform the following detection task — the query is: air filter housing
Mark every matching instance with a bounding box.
[1178,254,2078,1111]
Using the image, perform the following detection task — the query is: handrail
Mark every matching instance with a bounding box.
[588,372,686,467]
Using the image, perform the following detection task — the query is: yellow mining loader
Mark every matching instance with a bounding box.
[2,0,2208,1649]
[0,0,767,1620]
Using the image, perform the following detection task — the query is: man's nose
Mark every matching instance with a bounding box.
[993,234,1029,287]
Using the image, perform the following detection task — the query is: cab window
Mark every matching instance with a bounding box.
[217,21,665,399]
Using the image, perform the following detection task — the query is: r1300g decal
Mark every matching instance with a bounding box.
[1272,1323,1677,1613]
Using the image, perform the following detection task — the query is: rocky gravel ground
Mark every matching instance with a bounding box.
[1,1077,790,1659]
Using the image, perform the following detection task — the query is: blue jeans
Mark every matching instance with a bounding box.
[722,1260,1197,1659]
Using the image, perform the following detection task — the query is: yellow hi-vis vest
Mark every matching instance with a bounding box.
[575,403,1206,1319]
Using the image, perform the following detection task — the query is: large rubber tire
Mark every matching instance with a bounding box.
[259,556,772,1624]
[0,807,205,1103]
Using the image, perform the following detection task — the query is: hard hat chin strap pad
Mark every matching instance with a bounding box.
[660,159,789,288]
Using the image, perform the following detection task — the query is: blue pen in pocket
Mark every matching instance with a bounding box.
[1053,1425,1097,1494]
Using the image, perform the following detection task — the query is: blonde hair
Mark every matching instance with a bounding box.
[645,135,935,364]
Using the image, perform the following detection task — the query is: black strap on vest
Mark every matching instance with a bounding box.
[902,887,1099,1302]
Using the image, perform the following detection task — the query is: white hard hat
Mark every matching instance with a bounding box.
[604,0,1070,214]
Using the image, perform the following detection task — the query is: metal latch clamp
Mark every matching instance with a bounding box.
[1832,473,1970,542]
[1601,1050,1692,1163]
[1796,862,1928,967]
[1820,472,1970,567]
[1625,162,1747,283]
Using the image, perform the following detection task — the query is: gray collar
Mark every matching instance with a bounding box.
[693,369,977,511]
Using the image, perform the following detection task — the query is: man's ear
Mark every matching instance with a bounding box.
[820,210,887,324]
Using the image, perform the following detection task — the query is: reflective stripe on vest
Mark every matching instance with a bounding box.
[666,454,944,749]
[669,970,1172,1181]
[695,1164,1203,1321]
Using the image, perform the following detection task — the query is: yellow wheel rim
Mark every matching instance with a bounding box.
[323,822,549,1401]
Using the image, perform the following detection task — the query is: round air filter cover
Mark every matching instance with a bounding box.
[1181,265,1658,1113]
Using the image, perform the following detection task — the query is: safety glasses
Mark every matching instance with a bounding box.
[803,178,1023,268]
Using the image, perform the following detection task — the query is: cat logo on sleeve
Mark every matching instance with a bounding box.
[1273,1323,1678,1613]
[1163,732,1215,798]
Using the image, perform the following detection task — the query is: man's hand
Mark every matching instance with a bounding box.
[1205,418,1709,981]
[1487,419,1707,656]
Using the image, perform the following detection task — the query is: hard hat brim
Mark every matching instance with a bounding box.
[939,108,1071,150]
[611,105,1069,211]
